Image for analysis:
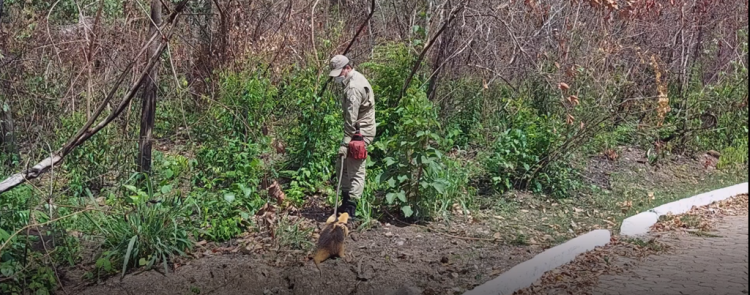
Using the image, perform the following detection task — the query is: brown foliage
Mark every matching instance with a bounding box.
[0,0,746,157]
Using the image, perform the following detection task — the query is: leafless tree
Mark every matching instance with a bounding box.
[137,0,162,173]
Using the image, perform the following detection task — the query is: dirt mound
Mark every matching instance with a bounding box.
[68,221,540,295]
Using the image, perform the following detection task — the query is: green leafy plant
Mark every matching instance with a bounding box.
[188,184,265,241]
[0,185,80,295]
[279,66,342,198]
[717,140,749,170]
[56,112,126,198]
[363,44,460,220]
[485,112,580,198]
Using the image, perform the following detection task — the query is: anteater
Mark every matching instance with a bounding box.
[312,212,350,273]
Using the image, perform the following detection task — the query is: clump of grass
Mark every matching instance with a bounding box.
[98,197,192,278]
[273,215,314,251]
[89,178,193,279]
[717,142,749,170]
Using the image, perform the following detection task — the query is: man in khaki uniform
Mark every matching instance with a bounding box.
[328,55,376,219]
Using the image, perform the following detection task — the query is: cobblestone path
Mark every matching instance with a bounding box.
[593,215,749,295]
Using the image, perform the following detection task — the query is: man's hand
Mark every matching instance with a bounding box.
[338,145,348,157]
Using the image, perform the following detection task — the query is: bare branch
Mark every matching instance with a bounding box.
[316,0,376,98]
[397,1,467,106]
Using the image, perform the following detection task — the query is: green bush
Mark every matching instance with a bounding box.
[56,112,126,198]
[279,66,342,196]
[193,137,265,190]
[190,136,268,241]
[717,139,749,170]
[373,90,449,219]
[188,186,266,241]
[674,29,747,154]
[585,122,639,155]
[485,111,580,198]
[1,185,78,295]
[359,43,419,138]
[191,70,277,191]
[361,43,471,220]
[0,185,35,294]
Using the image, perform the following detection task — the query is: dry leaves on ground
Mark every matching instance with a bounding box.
[513,194,748,294]
[267,180,286,205]
[603,149,618,161]
[513,236,668,295]
[650,193,748,233]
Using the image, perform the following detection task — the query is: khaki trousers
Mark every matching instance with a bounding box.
[337,137,372,199]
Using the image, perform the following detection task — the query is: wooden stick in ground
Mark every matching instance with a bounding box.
[0,1,189,195]
[137,0,163,173]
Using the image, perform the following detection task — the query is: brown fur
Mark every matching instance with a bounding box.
[312,213,350,273]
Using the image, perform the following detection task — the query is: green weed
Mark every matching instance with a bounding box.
[717,141,749,170]
[186,187,262,242]
[0,185,80,295]
[363,44,470,220]
[274,215,314,251]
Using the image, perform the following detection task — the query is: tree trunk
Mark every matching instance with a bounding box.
[212,0,228,65]
[1,100,18,165]
[427,24,454,102]
[137,0,162,173]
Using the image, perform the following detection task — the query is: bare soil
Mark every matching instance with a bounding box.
[581,146,721,191]
[64,220,542,295]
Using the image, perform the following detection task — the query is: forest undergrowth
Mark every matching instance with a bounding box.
[0,0,748,293]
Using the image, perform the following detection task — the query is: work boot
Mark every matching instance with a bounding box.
[343,198,357,220]
[336,191,350,216]
[335,192,357,223]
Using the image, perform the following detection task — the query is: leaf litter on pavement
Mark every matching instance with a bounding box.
[512,236,669,295]
[513,193,748,295]
[650,193,748,233]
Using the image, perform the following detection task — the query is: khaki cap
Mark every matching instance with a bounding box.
[328,55,350,77]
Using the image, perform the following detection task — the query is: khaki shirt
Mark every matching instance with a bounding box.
[341,69,376,145]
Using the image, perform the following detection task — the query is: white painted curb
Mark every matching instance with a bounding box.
[619,182,748,237]
[461,182,748,295]
[463,229,611,295]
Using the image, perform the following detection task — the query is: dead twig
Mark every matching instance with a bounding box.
[311,0,321,68]
[45,0,64,66]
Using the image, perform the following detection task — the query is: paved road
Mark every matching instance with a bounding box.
[593,216,749,295]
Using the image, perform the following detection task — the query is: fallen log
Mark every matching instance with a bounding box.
[0,1,189,195]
